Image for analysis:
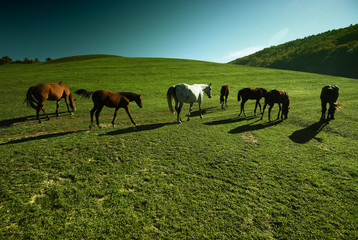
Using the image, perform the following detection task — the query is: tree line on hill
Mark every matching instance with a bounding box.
[230,24,358,79]
[0,56,52,65]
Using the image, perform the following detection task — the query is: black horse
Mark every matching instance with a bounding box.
[320,85,340,121]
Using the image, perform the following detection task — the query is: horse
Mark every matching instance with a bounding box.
[220,85,229,110]
[75,89,142,129]
[320,85,340,121]
[237,88,267,117]
[260,89,290,122]
[167,83,212,124]
[24,81,76,123]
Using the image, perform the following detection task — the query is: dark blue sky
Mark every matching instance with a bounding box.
[1,0,357,63]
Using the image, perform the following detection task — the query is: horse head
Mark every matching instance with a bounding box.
[204,83,212,98]
[69,94,76,111]
[135,94,143,108]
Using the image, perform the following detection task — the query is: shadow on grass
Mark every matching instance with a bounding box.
[1,130,84,145]
[0,112,72,127]
[228,119,283,134]
[289,121,328,144]
[186,107,217,118]
[103,122,176,136]
[204,115,258,125]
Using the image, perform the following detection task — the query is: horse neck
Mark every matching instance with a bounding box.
[121,92,137,102]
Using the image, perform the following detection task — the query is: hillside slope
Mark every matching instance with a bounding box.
[230,24,358,79]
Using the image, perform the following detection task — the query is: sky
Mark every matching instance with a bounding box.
[1,0,357,63]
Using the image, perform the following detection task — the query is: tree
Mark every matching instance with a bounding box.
[0,56,12,65]
[46,57,52,62]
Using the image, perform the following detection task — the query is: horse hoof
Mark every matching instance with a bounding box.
[112,124,115,127]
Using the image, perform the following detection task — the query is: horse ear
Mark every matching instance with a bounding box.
[209,83,212,87]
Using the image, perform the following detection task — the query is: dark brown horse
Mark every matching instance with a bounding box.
[237,87,267,117]
[320,85,340,121]
[75,89,142,129]
[25,81,76,123]
[220,85,229,110]
[260,89,290,122]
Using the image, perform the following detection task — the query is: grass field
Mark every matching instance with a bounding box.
[0,55,357,239]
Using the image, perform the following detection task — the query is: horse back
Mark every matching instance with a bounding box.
[221,85,229,96]
[92,90,129,108]
[321,85,339,103]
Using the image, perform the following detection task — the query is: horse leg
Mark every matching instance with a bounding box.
[238,100,246,117]
[199,101,204,118]
[277,103,282,120]
[89,105,97,129]
[328,102,335,120]
[124,105,136,126]
[111,108,120,127]
[258,101,262,114]
[260,103,267,120]
[321,102,326,120]
[225,96,228,110]
[187,103,193,121]
[177,102,183,124]
[40,101,50,121]
[36,106,42,123]
[254,100,259,115]
[56,100,60,116]
[64,97,73,115]
[268,104,274,122]
[95,105,104,128]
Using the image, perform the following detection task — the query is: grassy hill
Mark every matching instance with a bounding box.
[230,24,358,79]
[1,55,357,239]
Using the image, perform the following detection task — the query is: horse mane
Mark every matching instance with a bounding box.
[120,92,140,101]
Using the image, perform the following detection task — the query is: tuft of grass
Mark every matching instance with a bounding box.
[1,55,357,239]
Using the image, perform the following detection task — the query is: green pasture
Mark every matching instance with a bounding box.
[1,55,357,239]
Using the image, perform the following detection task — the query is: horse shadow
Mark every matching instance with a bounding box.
[289,121,328,144]
[188,107,217,117]
[0,112,72,127]
[0,130,83,145]
[204,115,258,125]
[103,122,176,136]
[229,119,283,134]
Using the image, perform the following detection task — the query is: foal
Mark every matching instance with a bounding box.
[320,85,340,121]
[260,89,290,122]
[220,85,229,110]
[75,89,142,129]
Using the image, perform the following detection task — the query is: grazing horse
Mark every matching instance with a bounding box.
[260,89,290,122]
[25,81,76,123]
[320,85,340,121]
[237,87,267,117]
[75,89,142,129]
[167,83,212,124]
[220,85,229,110]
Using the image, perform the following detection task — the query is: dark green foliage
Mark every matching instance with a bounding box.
[230,24,358,79]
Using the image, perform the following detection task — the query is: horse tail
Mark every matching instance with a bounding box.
[237,90,241,102]
[24,86,38,110]
[75,89,94,99]
[167,86,176,113]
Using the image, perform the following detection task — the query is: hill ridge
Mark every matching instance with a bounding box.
[230,24,358,79]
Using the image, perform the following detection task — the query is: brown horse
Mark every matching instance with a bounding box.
[220,85,229,110]
[320,85,340,121]
[260,89,290,122]
[25,81,76,123]
[237,87,267,117]
[75,89,142,129]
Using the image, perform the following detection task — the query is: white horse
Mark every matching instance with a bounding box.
[167,83,212,124]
